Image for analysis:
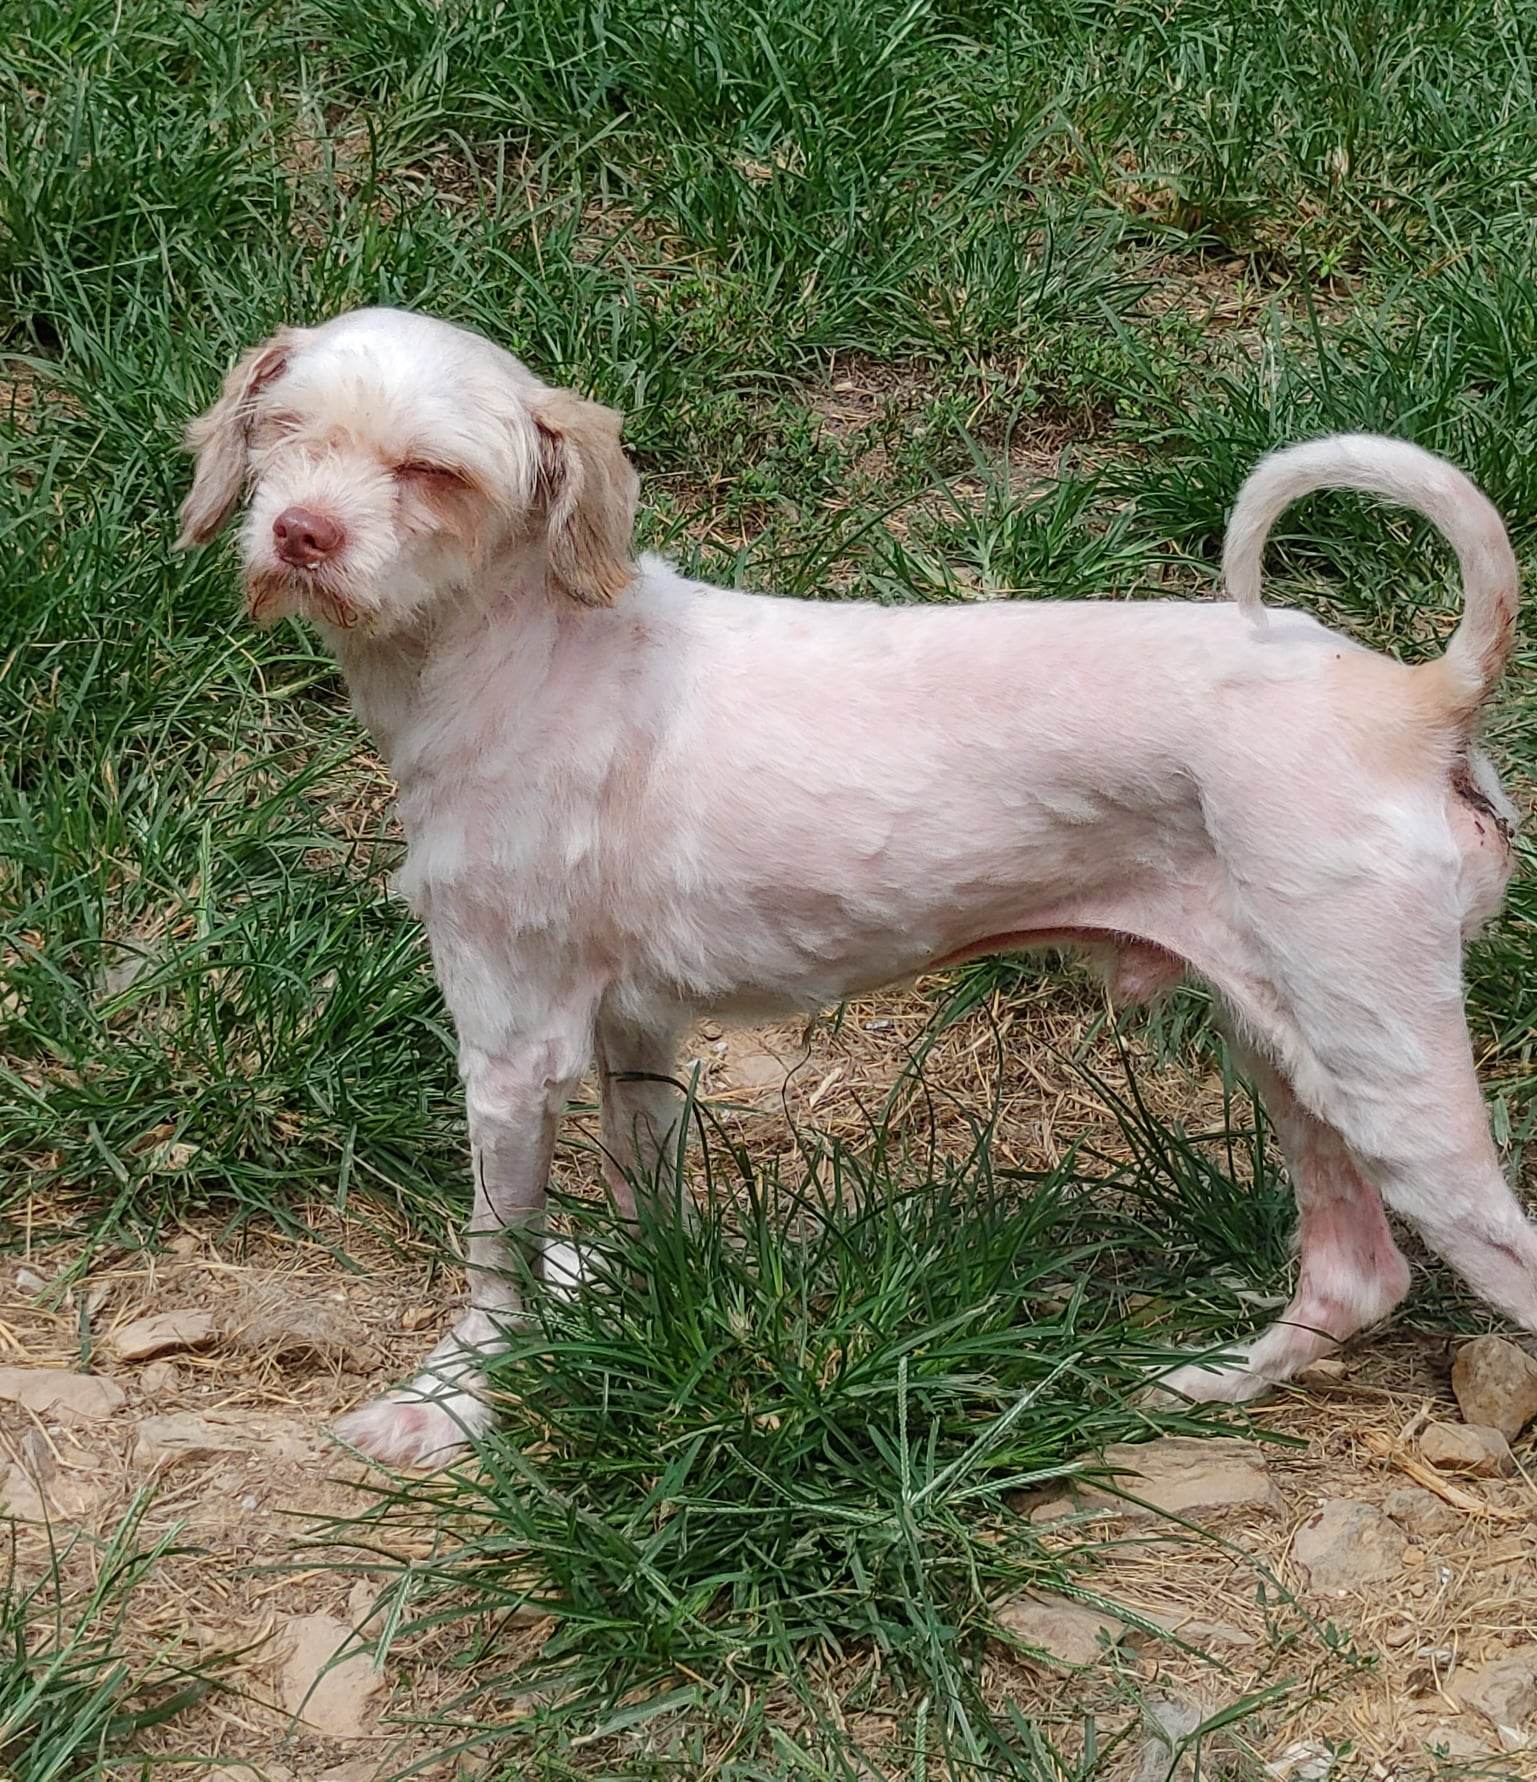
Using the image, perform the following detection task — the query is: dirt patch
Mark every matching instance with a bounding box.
[0,1216,467,1778]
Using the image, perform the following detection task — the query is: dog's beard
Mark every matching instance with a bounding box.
[243,567,361,630]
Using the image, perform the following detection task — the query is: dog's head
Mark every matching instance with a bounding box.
[177,308,638,634]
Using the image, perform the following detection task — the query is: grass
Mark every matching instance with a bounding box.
[0,1497,227,1780]
[319,1085,1310,1779]
[2,0,1535,1773]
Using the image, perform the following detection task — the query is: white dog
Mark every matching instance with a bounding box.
[178,307,1525,1466]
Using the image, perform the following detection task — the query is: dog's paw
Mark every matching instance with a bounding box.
[333,1382,492,1468]
[1151,1355,1274,1405]
[541,1238,588,1300]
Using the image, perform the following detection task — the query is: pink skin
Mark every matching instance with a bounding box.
[1159,1047,1414,1401]
[176,309,1525,1467]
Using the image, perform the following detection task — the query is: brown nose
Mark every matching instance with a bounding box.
[273,506,344,568]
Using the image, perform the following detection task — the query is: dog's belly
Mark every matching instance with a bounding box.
[661,864,1206,1018]
[687,923,1186,1023]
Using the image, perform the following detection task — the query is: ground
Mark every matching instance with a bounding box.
[7,1003,1537,1778]
[3,2,1537,1778]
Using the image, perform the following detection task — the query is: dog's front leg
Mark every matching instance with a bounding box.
[334,1028,589,1467]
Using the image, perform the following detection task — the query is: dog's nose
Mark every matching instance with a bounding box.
[273,506,344,568]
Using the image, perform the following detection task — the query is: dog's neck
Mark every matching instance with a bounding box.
[324,544,569,779]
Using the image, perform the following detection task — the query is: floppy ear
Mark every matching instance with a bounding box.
[175,332,295,549]
[533,390,639,605]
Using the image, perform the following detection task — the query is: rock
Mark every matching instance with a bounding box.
[1291,1499,1406,1594]
[1383,1485,1459,1536]
[731,1049,791,1093]
[1449,1648,1537,1735]
[1131,1697,1205,1782]
[0,1440,109,1523]
[138,1360,180,1396]
[1027,1495,1076,1525]
[0,1463,51,1522]
[1451,1336,1537,1441]
[346,1577,381,1628]
[1076,1437,1283,1521]
[995,1592,1126,1667]
[132,1412,244,1467]
[1266,1741,1334,1781]
[1419,1420,1515,1477]
[1422,1722,1492,1759]
[0,1367,125,1423]
[1174,1617,1254,1651]
[1121,1602,1256,1653]
[1295,1358,1348,1389]
[278,1611,383,1738]
[104,1309,216,1362]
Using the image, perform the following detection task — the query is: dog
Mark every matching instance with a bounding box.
[177,306,1525,1466]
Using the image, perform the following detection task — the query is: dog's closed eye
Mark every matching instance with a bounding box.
[394,460,468,486]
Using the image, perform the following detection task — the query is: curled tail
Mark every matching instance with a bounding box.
[1223,433,1519,723]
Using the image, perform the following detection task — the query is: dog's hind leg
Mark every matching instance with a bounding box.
[1312,1000,1537,1336]
[596,1003,690,1216]
[1158,1046,1412,1403]
[1254,903,1537,1338]
[1167,880,1537,1400]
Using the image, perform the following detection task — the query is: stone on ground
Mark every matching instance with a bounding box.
[1265,1740,1335,1780]
[1422,1722,1493,1759]
[105,1308,217,1361]
[0,1440,110,1522]
[1291,1499,1406,1593]
[1122,1601,1256,1652]
[1075,1436,1282,1520]
[1383,1485,1459,1536]
[0,1367,125,1422]
[1130,1697,1206,1782]
[1419,1419,1515,1477]
[1449,1647,1537,1741]
[1450,1335,1537,1441]
[994,1592,1127,1666]
[277,1611,384,1739]
[132,1411,245,1467]
[138,1359,181,1395]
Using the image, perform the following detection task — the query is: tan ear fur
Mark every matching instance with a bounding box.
[534,390,639,606]
[175,332,295,549]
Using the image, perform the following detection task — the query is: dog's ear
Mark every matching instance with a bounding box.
[533,390,638,606]
[176,332,295,549]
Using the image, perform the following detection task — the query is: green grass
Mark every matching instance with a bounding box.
[3,0,1535,1772]
[0,1497,228,1780]
[317,1085,1316,1779]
